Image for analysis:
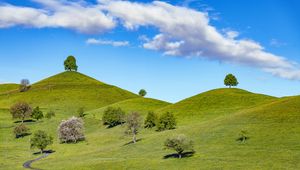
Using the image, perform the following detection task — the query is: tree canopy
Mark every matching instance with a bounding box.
[10,102,32,123]
[58,116,85,143]
[224,74,239,88]
[138,89,147,97]
[125,112,142,143]
[144,111,157,128]
[32,106,44,121]
[164,134,194,159]
[157,112,176,131]
[102,107,125,128]
[30,130,53,154]
[64,55,78,71]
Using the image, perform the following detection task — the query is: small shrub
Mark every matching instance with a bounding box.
[10,102,32,123]
[45,110,55,119]
[237,130,249,143]
[31,107,44,121]
[164,134,194,159]
[102,107,125,128]
[14,124,30,138]
[58,116,85,143]
[144,111,157,128]
[157,112,176,131]
[30,130,53,154]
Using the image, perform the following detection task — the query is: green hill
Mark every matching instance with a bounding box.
[87,97,171,119]
[2,74,300,170]
[0,83,19,94]
[0,72,138,112]
[159,88,277,123]
[26,94,300,169]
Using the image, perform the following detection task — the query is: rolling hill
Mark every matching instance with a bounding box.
[87,97,171,119]
[0,72,139,112]
[1,72,300,169]
[0,83,19,94]
[158,88,278,123]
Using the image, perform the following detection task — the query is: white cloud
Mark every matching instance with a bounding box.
[86,38,129,47]
[0,0,299,80]
[100,0,300,80]
[0,0,115,33]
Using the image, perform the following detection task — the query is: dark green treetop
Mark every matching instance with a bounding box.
[138,89,147,97]
[30,130,53,154]
[224,74,239,88]
[64,56,78,71]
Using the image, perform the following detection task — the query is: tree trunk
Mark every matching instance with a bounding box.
[41,148,44,154]
[178,153,182,159]
[133,133,136,143]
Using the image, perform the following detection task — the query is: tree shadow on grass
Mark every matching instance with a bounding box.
[33,150,55,155]
[236,136,250,142]
[123,138,143,146]
[16,133,31,138]
[163,151,195,159]
[14,119,36,123]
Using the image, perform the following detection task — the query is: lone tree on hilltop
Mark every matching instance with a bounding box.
[224,74,238,88]
[30,130,53,154]
[20,79,30,92]
[10,102,32,123]
[125,112,142,144]
[64,55,78,71]
[164,134,194,159]
[32,106,44,121]
[139,89,147,97]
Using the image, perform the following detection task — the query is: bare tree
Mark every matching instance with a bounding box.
[20,79,30,92]
[125,112,142,143]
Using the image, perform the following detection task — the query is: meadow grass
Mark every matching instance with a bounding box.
[1,72,300,169]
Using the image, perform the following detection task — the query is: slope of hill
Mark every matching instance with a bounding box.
[1,73,300,170]
[159,88,277,123]
[0,72,138,112]
[87,97,171,119]
[0,83,19,94]
[23,95,300,169]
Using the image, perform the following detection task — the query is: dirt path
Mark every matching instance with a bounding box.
[23,153,51,170]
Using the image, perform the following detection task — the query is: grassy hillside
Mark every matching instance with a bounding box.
[0,72,138,112]
[159,88,277,123]
[0,83,19,94]
[87,97,171,119]
[1,78,300,169]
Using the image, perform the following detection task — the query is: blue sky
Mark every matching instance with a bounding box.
[0,0,300,103]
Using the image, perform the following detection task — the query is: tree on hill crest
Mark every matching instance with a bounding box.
[224,74,239,88]
[64,55,78,71]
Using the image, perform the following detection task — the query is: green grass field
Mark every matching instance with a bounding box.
[1,72,300,169]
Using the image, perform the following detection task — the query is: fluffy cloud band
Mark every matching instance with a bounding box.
[0,0,299,80]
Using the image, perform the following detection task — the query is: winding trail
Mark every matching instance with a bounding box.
[23,153,51,170]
